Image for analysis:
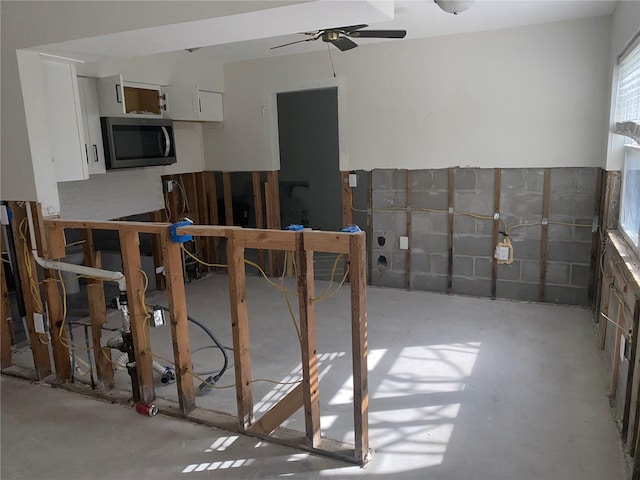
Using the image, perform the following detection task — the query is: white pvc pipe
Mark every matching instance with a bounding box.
[25,202,127,292]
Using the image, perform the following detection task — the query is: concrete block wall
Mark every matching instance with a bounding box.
[370,167,599,306]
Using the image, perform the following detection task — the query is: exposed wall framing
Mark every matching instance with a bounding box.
[4,211,369,466]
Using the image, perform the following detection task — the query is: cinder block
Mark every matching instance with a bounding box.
[454,235,493,257]
[412,191,448,211]
[373,210,407,234]
[372,190,407,209]
[432,169,449,189]
[412,213,448,234]
[476,169,495,192]
[546,262,570,285]
[412,169,448,192]
[550,168,578,192]
[454,168,477,191]
[412,273,448,293]
[412,234,448,254]
[475,257,493,278]
[500,192,543,217]
[452,255,474,276]
[431,254,449,274]
[497,280,539,302]
[547,240,591,263]
[521,261,540,283]
[454,214,476,235]
[372,170,392,190]
[453,277,492,297]
[498,261,521,281]
[476,218,495,235]
[455,191,493,215]
[577,168,598,194]
[411,252,430,273]
[375,270,406,289]
[510,237,541,261]
[392,170,408,191]
[573,220,595,242]
[391,251,407,273]
[523,169,545,193]
[544,285,589,306]
[501,169,525,192]
[570,264,591,287]
[549,194,595,218]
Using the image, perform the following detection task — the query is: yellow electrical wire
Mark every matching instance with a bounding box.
[181,244,228,268]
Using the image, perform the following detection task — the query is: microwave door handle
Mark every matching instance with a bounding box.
[160,126,171,157]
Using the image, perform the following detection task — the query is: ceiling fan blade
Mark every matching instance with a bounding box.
[350,29,407,39]
[270,37,317,50]
[331,36,358,51]
[338,24,369,33]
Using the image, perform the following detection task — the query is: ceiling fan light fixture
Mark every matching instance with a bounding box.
[434,0,474,15]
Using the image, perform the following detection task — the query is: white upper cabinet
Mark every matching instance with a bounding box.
[98,74,166,117]
[164,85,223,122]
[77,77,106,175]
[42,59,88,182]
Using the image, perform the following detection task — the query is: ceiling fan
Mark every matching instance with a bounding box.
[271,24,407,52]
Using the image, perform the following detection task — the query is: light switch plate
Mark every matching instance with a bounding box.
[348,174,357,188]
[34,312,45,334]
[399,236,409,250]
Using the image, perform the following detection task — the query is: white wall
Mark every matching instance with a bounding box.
[605,1,640,171]
[57,167,165,221]
[221,16,612,172]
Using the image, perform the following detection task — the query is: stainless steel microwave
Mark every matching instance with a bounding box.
[101,117,177,170]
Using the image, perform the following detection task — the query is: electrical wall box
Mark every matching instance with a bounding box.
[348,173,357,188]
[170,220,193,243]
[495,245,510,261]
[33,312,46,334]
[151,308,167,328]
[399,236,409,250]
[163,180,174,194]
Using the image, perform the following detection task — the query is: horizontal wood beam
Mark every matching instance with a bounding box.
[44,219,167,234]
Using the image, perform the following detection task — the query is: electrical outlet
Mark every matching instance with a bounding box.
[495,245,510,261]
[33,312,45,334]
[163,180,174,194]
[399,236,409,250]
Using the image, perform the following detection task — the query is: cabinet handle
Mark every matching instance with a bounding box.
[93,144,99,163]
[115,84,122,104]
[199,98,202,113]
[85,144,89,164]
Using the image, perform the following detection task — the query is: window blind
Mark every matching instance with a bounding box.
[616,43,640,125]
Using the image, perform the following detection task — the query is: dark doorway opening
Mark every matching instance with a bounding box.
[276,87,341,232]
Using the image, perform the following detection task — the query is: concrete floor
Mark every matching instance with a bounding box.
[2,275,627,479]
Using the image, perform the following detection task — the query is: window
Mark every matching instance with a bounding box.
[615,41,640,254]
[620,146,640,251]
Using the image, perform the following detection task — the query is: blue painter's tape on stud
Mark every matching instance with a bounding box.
[170,219,193,243]
[285,224,304,231]
[341,225,361,233]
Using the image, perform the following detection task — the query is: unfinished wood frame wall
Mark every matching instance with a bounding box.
[7,214,370,465]
[177,224,370,464]
[597,231,640,478]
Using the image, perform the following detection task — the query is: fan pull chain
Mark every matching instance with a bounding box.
[327,44,336,78]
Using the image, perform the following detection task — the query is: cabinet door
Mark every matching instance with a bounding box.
[76,77,93,172]
[163,85,198,120]
[98,74,126,116]
[79,77,106,174]
[198,90,223,122]
[43,60,88,182]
